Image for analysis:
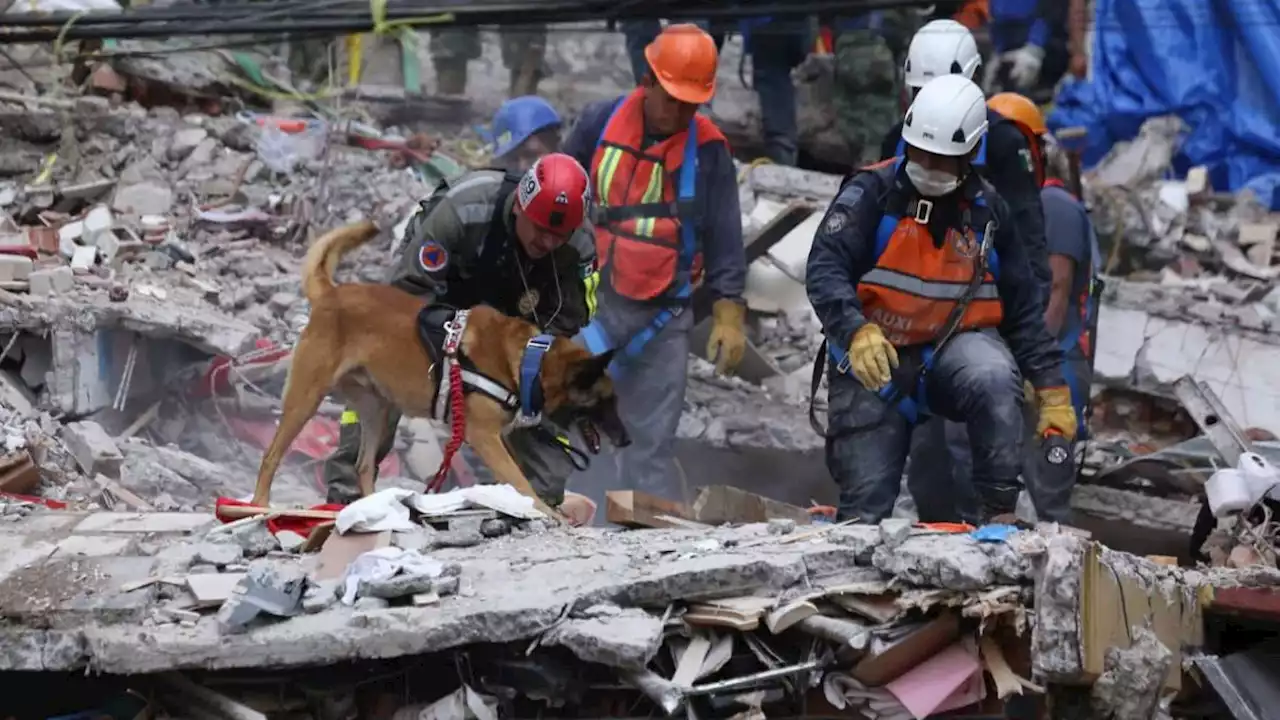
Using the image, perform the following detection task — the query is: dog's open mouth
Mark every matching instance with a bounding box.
[577,417,602,454]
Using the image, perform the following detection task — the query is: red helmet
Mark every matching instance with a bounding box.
[515,153,590,233]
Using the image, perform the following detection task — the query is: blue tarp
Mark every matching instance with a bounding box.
[1049,0,1280,208]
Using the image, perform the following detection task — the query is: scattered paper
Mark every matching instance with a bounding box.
[409,484,545,520]
[336,488,418,534]
[342,546,443,605]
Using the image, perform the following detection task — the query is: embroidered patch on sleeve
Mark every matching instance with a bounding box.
[417,240,448,273]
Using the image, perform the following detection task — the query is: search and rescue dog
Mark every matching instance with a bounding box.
[250,220,630,521]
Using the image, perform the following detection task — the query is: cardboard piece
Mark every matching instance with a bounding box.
[314,530,391,581]
[1079,543,1203,691]
[605,490,693,529]
[691,485,812,526]
[852,611,962,687]
[885,640,983,718]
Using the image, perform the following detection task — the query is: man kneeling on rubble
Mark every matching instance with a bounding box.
[320,152,600,513]
[805,74,1076,524]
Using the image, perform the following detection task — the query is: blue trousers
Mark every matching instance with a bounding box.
[825,331,1026,523]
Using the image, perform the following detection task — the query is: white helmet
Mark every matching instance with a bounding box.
[901,75,989,156]
[903,19,981,89]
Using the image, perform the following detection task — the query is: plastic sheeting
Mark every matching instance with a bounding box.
[1049,0,1280,209]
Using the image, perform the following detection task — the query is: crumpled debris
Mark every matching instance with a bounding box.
[341,546,445,605]
[1089,623,1173,719]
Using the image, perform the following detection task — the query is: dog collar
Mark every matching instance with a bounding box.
[513,334,553,427]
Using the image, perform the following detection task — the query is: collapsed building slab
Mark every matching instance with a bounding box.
[0,504,1266,686]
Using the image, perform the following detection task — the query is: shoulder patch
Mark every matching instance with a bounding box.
[417,240,449,273]
[1018,148,1033,173]
[822,209,848,236]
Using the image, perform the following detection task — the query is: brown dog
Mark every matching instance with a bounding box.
[251,220,630,519]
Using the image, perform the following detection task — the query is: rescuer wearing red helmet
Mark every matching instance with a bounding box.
[321,153,600,512]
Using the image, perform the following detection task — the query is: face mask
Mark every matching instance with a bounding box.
[905,161,960,197]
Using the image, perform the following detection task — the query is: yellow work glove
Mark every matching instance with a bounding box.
[848,323,898,391]
[707,298,747,375]
[1035,386,1079,442]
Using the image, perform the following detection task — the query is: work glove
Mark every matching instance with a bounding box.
[1035,386,1079,442]
[707,298,747,375]
[1004,44,1045,89]
[848,323,898,391]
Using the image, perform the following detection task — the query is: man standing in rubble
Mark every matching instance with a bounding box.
[320,154,599,512]
[563,23,748,501]
[806,74,1074,524]
[430,26,550,97]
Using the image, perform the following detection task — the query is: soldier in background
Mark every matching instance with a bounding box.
[829,8,919,165]
[430,26,549,97]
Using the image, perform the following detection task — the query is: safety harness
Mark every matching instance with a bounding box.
[580,99,701,375]
[418,307,589,491]
[808,160,998,438]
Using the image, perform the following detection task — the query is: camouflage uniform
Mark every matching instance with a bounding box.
[429,26,550,97]
[831,11,920,165]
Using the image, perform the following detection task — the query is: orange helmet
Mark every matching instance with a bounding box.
[988,92,1047,136]
[644,24,718,105]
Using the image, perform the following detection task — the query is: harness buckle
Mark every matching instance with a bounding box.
[442,310,469,356]
[509,410,543,429]
[914,199,933,225]
[835,352,852,375]
[525,337,552,352]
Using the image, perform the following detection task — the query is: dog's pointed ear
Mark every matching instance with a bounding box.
[572,349,616,389]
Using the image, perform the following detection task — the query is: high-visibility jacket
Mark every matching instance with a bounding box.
[854,158,1004,347]
[590,89,727,302]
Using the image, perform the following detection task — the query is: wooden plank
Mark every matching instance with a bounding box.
[314,530,391,581]
[605,490,693,529]
[691,485,811,526]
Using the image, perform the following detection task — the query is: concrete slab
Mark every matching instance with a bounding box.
[73,512,217,535]
[0,555,158,627]
[54,535,138,558]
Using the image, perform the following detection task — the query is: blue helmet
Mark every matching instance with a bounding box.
[490,96,562,158]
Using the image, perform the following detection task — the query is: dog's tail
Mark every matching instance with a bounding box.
[301,220,380,303]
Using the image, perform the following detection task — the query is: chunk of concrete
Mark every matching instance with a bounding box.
[112,181,173,216]
[194,541,243,567]
[216,561,306,634]
[70,244,97,273]
[0,255,33,282]
[168,127,209,161]
[60,421,124,478]
[224,520,280,558]
[542,606,664,671]
[28,266,73,297]
[82,204,113,245]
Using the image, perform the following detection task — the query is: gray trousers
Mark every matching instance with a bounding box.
[572,287,692,520]
[825,331,1026,523]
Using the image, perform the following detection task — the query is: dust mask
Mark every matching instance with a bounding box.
[905,161,960,197]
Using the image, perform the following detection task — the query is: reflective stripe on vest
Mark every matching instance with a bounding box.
[855,157,1003,347]
[590,90,707,303]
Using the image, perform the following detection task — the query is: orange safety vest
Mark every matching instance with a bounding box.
[854,160,1004,347]
[589,89,728,302]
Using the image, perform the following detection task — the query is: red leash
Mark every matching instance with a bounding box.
[428,311,470,493]
[429,362,466,492]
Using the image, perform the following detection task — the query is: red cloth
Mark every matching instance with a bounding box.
[215,497,346,536]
